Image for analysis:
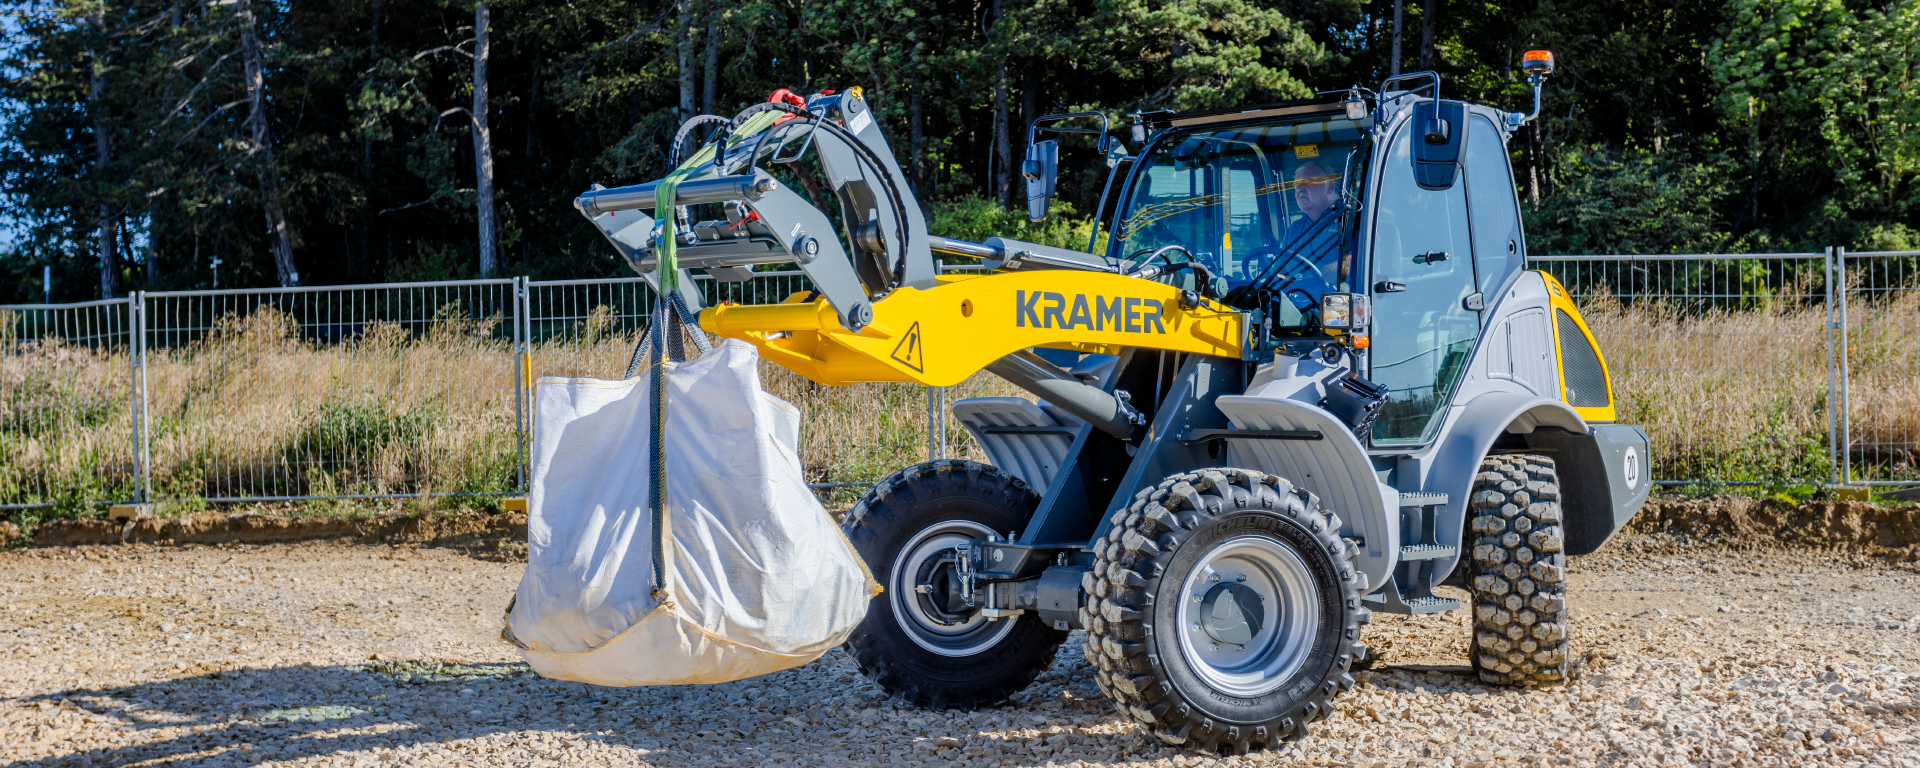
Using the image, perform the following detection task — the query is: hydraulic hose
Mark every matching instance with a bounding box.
[725,99,914,290]
[669,115,731,169]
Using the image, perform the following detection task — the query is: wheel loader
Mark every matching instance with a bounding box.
[572,51,1651,755]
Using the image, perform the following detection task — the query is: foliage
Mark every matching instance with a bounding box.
[0,0,1917,297]
[1524,144,1748,256]
[928,196,1103,254]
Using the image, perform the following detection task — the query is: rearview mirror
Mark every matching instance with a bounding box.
[1412,100,1464,189]
[1023,139,1060,222]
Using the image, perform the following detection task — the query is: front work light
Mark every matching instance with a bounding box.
[1319,293,1370,329]
[1344,90,1368,121]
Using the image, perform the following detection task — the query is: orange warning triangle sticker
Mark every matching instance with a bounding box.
[890,321,926,372]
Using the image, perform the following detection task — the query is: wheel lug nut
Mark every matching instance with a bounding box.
[1209,642,1220,651]
[1209,574,1220,582]
[1191,622,1201,631]
[1236,645,1246,652]
[1193,593,1204,602]
[1235,574,1246,582]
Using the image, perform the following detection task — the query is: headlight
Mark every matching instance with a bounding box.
[1320,293,1351,328]
[1318,293,1370,329]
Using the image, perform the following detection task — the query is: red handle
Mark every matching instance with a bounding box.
[766,89,808,125]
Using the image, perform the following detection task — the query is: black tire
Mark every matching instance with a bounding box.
[841,460,1068,708]
[1467,454,1570,686]
[1083,469,1368,754]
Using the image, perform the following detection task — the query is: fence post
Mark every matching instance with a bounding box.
[130,293,151,504]
[927,385,944,461]
[927,259,946,463]
[1836,246,1852,484]
[515,276,531,494]
[1824,247,1840,485]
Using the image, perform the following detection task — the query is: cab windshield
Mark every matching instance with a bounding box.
[1111,115,1371,327]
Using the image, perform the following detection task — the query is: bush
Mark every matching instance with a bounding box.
[927,196,1106,257]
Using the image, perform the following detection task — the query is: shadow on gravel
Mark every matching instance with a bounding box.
[8,650,1131,767]
[12,661,571,768]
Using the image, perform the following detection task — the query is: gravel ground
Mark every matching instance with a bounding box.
[2,536,1917,768]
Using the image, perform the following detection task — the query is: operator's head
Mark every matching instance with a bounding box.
[1294,161,1337,220]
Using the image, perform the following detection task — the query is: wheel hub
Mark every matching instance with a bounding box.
[1199,582,1265,645]
[1176,535,1320,697]
[889,520,1018,657]
[912,555,971,624]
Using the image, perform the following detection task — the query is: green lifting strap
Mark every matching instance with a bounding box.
[643,109,786,599]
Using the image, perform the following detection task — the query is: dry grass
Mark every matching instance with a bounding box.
[6,288,1917,522]
[1583,288,1920,485]
[526,307,1023,502]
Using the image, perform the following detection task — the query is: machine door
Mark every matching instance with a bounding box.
[1463,114,1525,298]
[1369,116,1481,445]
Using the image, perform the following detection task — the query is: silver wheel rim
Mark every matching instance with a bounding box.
[1175,534,1321,697]
[888,520,1016,657]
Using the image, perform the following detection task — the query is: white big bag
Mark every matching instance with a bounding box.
[505,330,878,686]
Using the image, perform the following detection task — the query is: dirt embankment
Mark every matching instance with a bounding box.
[1628,497,1920,560]
[5,496,1919,558]
[2,510,527,553]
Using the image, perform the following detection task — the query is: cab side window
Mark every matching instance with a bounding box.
[1464,115,1523,297]
[1368,115,1481,445]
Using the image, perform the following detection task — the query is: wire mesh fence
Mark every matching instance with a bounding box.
[1835,249,1920,486]
[2,252,1915,513]
[0,300,139,510]
[1527,252,1838,486]
[136,282,523,505]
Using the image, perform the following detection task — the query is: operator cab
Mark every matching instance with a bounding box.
[1099,85,1533,446]
[1110,108,1370,331]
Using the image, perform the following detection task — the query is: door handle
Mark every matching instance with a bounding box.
[1413,251,1450,265]
[1374,281,1407,293]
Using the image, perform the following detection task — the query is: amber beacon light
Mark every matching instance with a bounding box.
[1522,50,1556,76]
[1507,50,1556,126]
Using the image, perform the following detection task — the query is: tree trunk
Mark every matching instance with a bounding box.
[360,0,379,282]
[1390,0,1403,76]
[473,0,496,277]
[701,18,720,114]
[1019,62,1039,163]
[88,14,118,299]
[1420,0,1436,70]
[993,67,1011,209]
[910,70,925,192]
[524,59,539,269]
[677,0,696,121]
[239,0,299,286]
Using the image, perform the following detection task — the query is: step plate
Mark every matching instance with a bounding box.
[1399,543,1458,562]
[1398,492,1449,508]
[1398,595,1463,615]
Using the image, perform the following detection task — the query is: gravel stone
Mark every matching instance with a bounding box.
[2,537,1918,766]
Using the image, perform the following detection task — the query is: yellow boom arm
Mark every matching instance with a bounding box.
[700,270,1246,386]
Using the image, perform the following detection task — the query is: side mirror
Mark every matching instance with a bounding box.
[1412,100,1465,189]
[1023,139,1059,222]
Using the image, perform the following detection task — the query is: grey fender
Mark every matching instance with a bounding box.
[1421,393,1586,584]
[1521,423,1652,556]
[1214,395,1400,594]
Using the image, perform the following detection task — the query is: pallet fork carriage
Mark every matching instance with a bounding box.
[575,52,1651,754]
